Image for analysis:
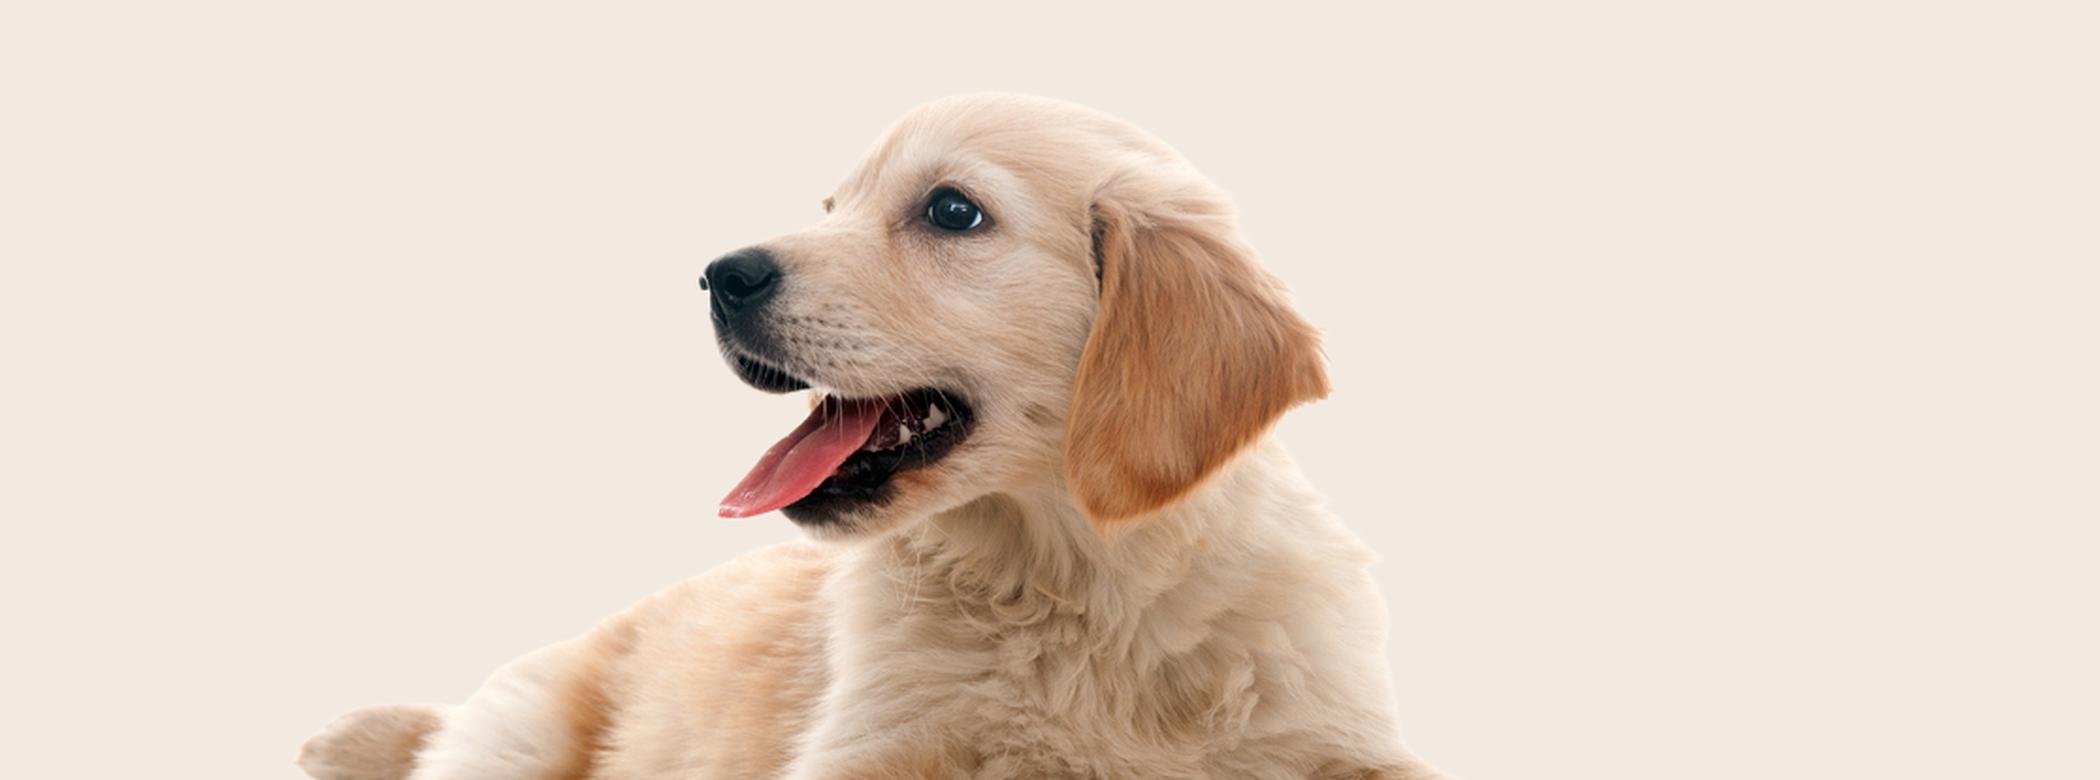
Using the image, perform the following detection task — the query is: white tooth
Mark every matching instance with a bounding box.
[923,405,949,430]
[898,423,912,442]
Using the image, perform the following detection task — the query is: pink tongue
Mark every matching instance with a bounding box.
[719,399,882,518]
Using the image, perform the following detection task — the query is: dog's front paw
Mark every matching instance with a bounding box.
[296,703,447,780]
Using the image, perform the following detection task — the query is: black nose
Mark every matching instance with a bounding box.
[703,247,780,322]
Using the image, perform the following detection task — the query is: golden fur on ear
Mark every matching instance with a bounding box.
[1064,163,1330,524]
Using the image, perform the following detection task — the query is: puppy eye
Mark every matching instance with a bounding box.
[925,188,985,232]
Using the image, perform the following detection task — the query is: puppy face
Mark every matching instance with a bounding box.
[708,95,1327,537]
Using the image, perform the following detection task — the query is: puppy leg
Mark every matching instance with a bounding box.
[297,702,448,780]
[400,637,603,780]
[299,638,589,780]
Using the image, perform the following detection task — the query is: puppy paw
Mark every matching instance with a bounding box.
[296,703,447,780]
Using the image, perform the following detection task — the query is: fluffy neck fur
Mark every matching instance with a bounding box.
[853,436,1368,667]
[803,436,1411,775]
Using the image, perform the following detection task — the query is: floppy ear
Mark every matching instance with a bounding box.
[1064,164,1331,525]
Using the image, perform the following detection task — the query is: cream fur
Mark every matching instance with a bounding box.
[299,94,1446,780]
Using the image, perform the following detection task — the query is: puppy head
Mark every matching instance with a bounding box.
[708,94,1326,537]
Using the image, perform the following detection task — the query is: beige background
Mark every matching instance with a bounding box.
[3,2,2094,778]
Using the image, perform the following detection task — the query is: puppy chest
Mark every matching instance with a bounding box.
[910,624,1269,773]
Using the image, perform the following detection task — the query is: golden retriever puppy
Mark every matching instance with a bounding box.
[299,93,1446,780]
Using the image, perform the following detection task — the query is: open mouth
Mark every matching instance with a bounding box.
[718,386,974,521]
